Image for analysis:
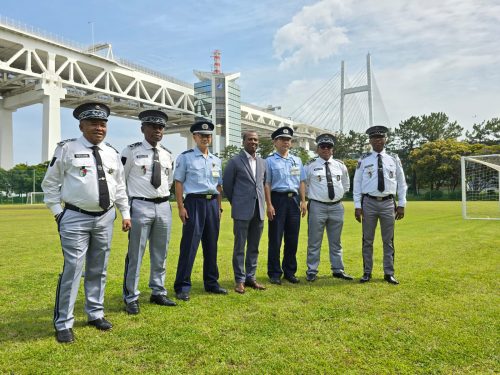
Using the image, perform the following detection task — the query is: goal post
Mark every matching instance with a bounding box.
[26,192,45,205]
[461,154,500,220]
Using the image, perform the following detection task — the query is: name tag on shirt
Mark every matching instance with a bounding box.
[212,169,220,178]
[74,154,90,158]
[136,155,148,158]
[290,166,300,176]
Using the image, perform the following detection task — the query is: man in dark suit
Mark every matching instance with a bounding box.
[223,131,267,294]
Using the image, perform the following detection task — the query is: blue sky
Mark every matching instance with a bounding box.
[2,0,499,165]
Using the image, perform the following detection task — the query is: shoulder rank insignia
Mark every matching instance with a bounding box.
[57,138,76,146]
[105,142,119,153]
[160,144,172,154]
[181,149,194,155]
[361,152,371,159]
[305,157,317,166]
[128,142,142,149]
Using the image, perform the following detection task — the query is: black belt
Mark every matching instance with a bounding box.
[272,191,297,197]
[64,203,113,217]
[364,194,394,201]
[132,196,169,204]
[310,199,341,206]
[186,194,218,200]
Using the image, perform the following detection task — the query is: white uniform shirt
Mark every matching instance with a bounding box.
[353,149,407,208]
[305,157,350,203]
[121,140,173,198]
[41,136,130,218]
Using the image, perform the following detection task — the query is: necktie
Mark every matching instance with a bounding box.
[324,161,335,200]
[92,146,110,210]
[377,153,385,192]
[151,147,161,189]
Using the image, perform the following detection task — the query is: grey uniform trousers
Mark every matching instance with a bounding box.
[123,199,172,304]
[54,208,115,330]
[232,201,264,283]
[361,197,395,275]
[306,200,345,275]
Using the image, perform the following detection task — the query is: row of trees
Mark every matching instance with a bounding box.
[220,112,499,195]
[1,112,498,200]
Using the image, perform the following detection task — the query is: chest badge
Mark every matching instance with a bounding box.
[79,166,87,177]
[389,171,394,178]
[337,175,341,181]
[317,175,322,182]
[368,171,372,178]
[141,165,147,175]
[108,168,114,174]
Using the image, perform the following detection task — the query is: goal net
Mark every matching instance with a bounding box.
[461,154,500,220]
[26,192,45,204]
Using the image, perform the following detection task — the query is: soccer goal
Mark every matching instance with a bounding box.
[461,154,500,220]
[26,192,45,204]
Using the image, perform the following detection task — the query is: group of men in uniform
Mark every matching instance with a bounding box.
[42,102,407,344]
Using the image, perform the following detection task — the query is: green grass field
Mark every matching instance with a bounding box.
[0,202,498,374]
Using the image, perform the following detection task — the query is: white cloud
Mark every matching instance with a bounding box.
[273,0,351,69]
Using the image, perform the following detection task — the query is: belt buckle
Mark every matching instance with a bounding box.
[205,194,212,199]
[376,197,383,201]
[287,192,293,198]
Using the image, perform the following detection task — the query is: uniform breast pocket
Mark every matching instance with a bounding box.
[271,166,286,181]
[101,157,118,177]
[384,163,397,180]
[160,157,172,177]
[193,165,207,183]
[71,157,94,182]
[363,167,375,180]
[312,169,326,182]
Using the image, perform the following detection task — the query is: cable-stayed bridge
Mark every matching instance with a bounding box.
[0,15,386,169]
[289,54,389,134]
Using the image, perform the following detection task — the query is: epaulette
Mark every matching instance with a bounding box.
[105,142,119,154]
[334,158,345,164]
[387,152,398,160]
[57,138,76,146]
[181,149,194,155]
[361,152,371,159]
[160,144,172,154]
[305,157,317,166]
[128,142,142,149]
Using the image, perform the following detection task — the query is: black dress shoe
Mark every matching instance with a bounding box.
[269,278,282,285]
[175,292,190,301]
[88,317,113,331]
[150,294,177,306]
[284,275,300,284]
[55,328,74,343]
[384,274,400,285]
[332,270,354,280]
[125,300,140,315]
[306,274,317,282]
[360,273,372,283]
[206,286,228,295]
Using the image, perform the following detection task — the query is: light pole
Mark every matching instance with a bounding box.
[88,21,95,53]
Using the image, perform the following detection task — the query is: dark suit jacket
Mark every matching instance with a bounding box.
[223,150,266,221]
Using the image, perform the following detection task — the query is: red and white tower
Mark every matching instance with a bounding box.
[212,49,221,74]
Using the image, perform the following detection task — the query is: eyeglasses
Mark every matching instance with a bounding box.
[319,144,333,149]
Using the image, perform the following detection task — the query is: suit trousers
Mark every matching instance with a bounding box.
[361,197,396,275]
[306,200,345,276]
[267,193,301,279]
[232,200,264,283]
[123,199,172,304]
[174,196,220,293]
[54,208,115,330]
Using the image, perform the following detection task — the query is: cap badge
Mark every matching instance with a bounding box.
[202,123,209,130]
[283,129,289,134]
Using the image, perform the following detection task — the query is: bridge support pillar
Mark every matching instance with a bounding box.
[41,87,65,162]
[0,101,15,169]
